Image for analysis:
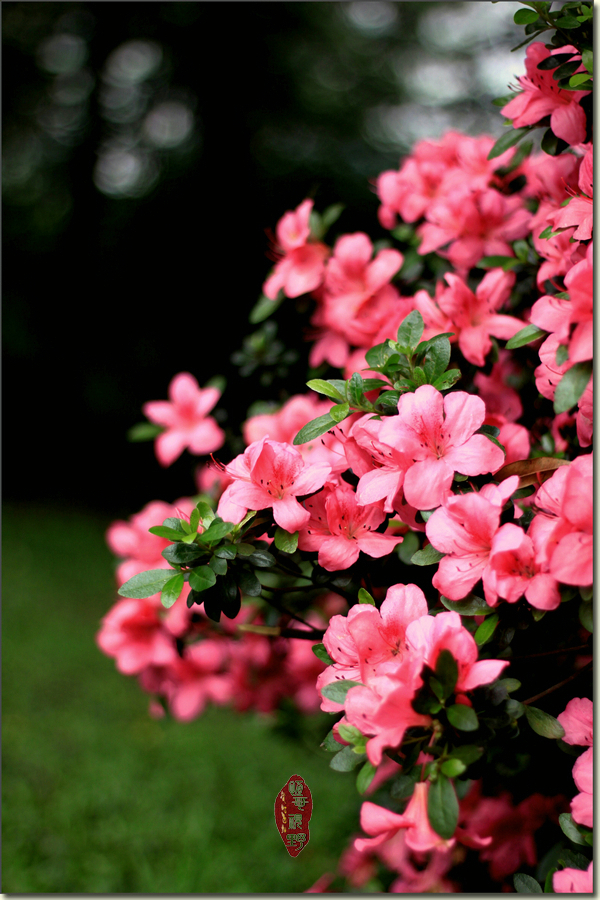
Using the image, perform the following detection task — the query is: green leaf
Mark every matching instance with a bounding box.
[433,369,461,391]
[514,7,541,22]
[440,594,496,616]
[554,14,583,27]
[293,412,335,445]
[506,699,526,719]
[194,501,214,525]
[452,744,484,766]
[447,704,479,732]
[330,745,365,772]
[235,568,262,597]
[188,565,217,593]
[321,202,345,233]
[525,706,566,739]
[161,542,206,566]
[180,531,200,544]
[348,372,365,407]
[427,774,459,839]
[362,378,389,391]
[440,758,467,778]
[234,542,256,556]
[558,850,590,871]
[514,873,543,893]
[208,555,228,576]
[541,128,569,156]
[338,723,363,744]
[330,401,350,423]
[390,773,418,800]
[537,52,574,70]
[274,527,299,553]
[306,379,346,401]
[398,530,419,564]
[312,643,334,665]
[499,678,522,693]
[578,600,593,632]
[435,649,458,700]
[487,127,533,160]
[249,291,284,324]
[162,517,186,532]
[477,255,520,270]
[127,422,164,442]
[320,679,363,705]
[365,341,397,370]
[189,508,200,532]
[118,568,178,599]
[396,310,424,353]
[148,525,190,541]
[160,572,184,609]
[411,544,445,566]
[358,588,376,606]
[552,60,581,81]
[580,585,593,602]
[553,362,592,413]
[423,337,451,382]
[506,324,547,349]
[321,729,341,752]
[475,613,499,646]
[214,545,237,559]
[559,812,589,846]
[376,389,401,409]
[217,571,241,618]
[581,48,593,75]
[356,761,377,794]
[247,549,275,568]
[199,518,234,544]
[539,225,561,239]
[544,867,557,893]
[556,344,569,366]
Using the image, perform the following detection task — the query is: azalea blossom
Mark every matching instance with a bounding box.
[263,199,329,299]
[355,786,455,855]
[548,144,593,241]
[554,861,593,894]
[143,372,225,467]
[501,43,590,145]
[217,437,331,532]
[484,523,561,611]
[379,385,505,510]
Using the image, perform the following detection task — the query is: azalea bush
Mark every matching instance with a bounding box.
[98,2,593,893]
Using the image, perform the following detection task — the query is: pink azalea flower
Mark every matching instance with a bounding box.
[554,861,593,894]
[558,697,593,747]
[405,610,508,692]
[483,523,561,611]
[571,746,593,828]
[435,268,523,367]
[217,437,331,533]
[355,785,455,854]
[577,379,593,448]
[344,657,431,765]
[143,373,225,467]
[298,481,403,571]
[96,597,178,675]
[379,385,505,510]
[425,477,519,601]
[564,241,593,364]
[320,583,428,689]
[345,415,411,513]
[263,199,329,299]
[165,640,233,721]
[548,144,593,240]
[501,43,590,145]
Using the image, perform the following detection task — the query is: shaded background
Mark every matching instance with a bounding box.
[4,2,534,892]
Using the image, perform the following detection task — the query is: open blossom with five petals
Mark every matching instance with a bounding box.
[548,145,593,240]
[143,373,225,467]
[217,437,331,533]
[483,523,561,611]
[344,415,411,513]
[406,610,509,693]
[379,385,505,511]
[501,43,590,145]
[425,477,519,601]
[298,481,403,571]
[263,199,329,300]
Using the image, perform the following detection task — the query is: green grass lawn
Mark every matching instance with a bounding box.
[3,503,360,892]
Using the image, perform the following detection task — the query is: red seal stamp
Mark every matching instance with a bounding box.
[274,774,313,856]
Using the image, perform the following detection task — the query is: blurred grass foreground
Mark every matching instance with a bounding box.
[2,503,359,892]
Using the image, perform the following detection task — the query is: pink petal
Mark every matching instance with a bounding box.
[188,419,225,455]
[446,434,505,476]
[442,392,486,447]
[169,372,201,406]
[272,495,311,532]
[403,457,454,510]
[551,532,593,587]
[318,536,360,571]
[142,401,177,427]
[460,659,509,691]
[155,430,189,467]
[551,100,588,146]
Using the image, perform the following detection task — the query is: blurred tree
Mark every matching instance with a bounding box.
[3,1,525,514]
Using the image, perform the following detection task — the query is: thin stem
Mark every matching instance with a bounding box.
[511,643,591,660]
[523,660,593,706]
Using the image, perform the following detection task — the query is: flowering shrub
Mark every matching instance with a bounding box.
[98,2,593,892]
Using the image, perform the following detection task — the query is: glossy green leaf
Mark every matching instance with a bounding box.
[525,706,566,739]
[506,324,547,348]
[306,379,346,401]
[274,527,299,553]
[312,643,334,665]
[330,745,365,772]
[554,362,592,413]
[160,572,184,609]
[356,761,377,794]
[293,412,335,445]
[440,594,496,616]
[208,555,228,576]
[514,873,543,893]
[435,649,458,700]
[558,812,589,846]
[358,588,376,606]
[396,310,424,353]
[148,525,189,541]
[118,568,179,599]
[427,774,459,839]
[411,544,445,566]
[440,758,467,778]
[487,126,533,160]
[348,372,365,407]
[330,401,350,423]
[162,542,205,565]
[475,613,499,646]
[249,290,284,324]
[320,679,364,705]
[127,422,164,442]
[581,48,593,74]
[188,565,217,593]
[433,369,461,391]
[578,600,593,633]
[246,549,275,568]
[514,7,540,22]
[447,704,479,732]
[199,518,234,544]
